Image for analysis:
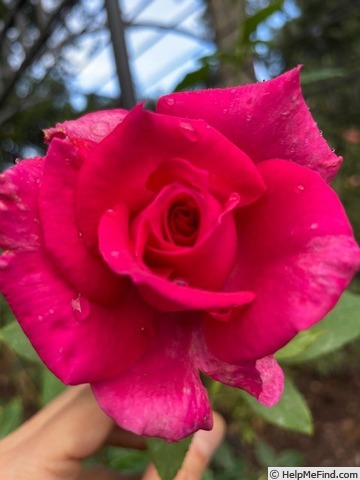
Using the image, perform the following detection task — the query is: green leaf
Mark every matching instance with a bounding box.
[147,435,192,480]
[174,64,211,92]
[0,321,41,363]
[275,330,323,361]
[241,0,285,45]
[41,369,66,405]
[106,446,149,474]
[300,68,345,85]
[276,292,360,364]
[241,377,313,435]
[0,398,22,438]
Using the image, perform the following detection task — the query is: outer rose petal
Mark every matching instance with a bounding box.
[194,328,284,406]
[157,67,342,183]
[203,159,360,363]
[44,108,128,144]
[99,205,255,312]
[77,104,265,248]
[40,137,127,303]
[0,160,153,384]
[92,317,213,442]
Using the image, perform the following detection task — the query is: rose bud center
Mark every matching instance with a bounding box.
[167,196,200,247]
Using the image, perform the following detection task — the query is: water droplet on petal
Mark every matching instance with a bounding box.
[173,278,188,286]
[295,184,305,193]
[226,192,240,210]
[166,97,175,106]
[209,308,233,321]
[111,250,120,258]
[91,121,109,137]
[230,88,236,94]
[182,386,191,395]
[37,315,44,321]
[0,257,9,269]
[0,201,8,211]
[245,114,252,122]
[310,223,319,230]
[222,108,228,114]
[106,209,118,218]
[180,122,199,142]
[15,158,22,165]
[71,294,90,321]
[49,309,55,315]
[17,202,27,211]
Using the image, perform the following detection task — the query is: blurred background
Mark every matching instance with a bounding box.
[0,0,360,475]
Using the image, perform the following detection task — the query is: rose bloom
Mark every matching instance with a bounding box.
[0,67,359,441]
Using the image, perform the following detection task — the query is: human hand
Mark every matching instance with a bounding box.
[0,385,225,480]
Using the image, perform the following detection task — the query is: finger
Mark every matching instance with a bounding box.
[76,465,140,480]
[0,386,82,451]
[107,425,146,450]
[142,412,226,480]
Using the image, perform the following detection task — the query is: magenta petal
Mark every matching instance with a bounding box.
[98,205,255,312]
[44,108,128,144]
[157,67,342,183]
[77,104,265,247]
[198,341,284,406]
[0,161,152,384]
[204,159,360,363]
[92,318,212,441]
[40,137,127,303]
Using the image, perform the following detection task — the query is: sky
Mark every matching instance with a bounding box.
[66,0,215,108]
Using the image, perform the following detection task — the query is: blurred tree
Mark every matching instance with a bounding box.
[266,0,360,240]
[0,0,116,169]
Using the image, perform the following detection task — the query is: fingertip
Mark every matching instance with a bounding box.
[142,412,226,480]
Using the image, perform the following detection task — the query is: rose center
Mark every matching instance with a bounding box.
[166,196,200,246]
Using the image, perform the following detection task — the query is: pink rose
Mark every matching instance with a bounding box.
[0,67,359,441]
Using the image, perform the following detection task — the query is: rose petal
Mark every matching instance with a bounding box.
[77,104,265,248]
[157,67,342,183]
[44,108,128,144]
[197,332,284,406]
[99,204,255,312]
[203,159,360,362]
[132,183,238,290]
[40,137,127,303]
[92,317,212,441]
[0,160,153,384]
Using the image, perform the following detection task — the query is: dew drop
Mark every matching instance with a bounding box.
[230,88,236,94]
[37,315,44,321]
[245,114,252,122]
[111,250,120,258]
[209,308,233,321]
[106,209,118,218]
[71,294,90,321]
[310,223,319,230]
[0,200,8,211]
[49,309,55,315]
[173,278,188,286]
[180,122,198,142]
[14,158,22,165]
[295,184,305,193]
[0,257,9,269]
[78,231,83,237]
[33,217,39,224]
[91,121,109,137]
[222,108,228,114]
[166,97,175,106]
